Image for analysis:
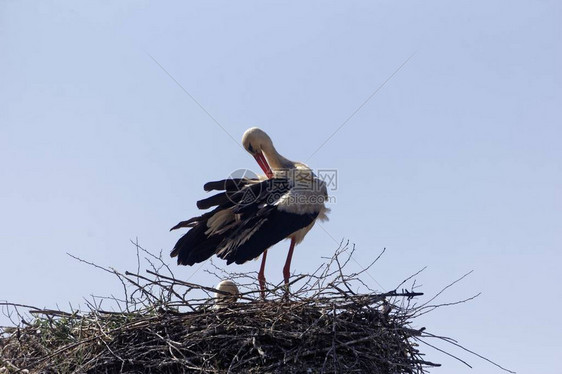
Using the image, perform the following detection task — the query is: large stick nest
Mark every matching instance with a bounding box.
[0,242,498,373]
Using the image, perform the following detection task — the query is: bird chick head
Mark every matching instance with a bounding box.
[214,280,239,307]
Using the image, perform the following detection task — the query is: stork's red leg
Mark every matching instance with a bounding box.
[283,238,296,288]
[258,249,268,299]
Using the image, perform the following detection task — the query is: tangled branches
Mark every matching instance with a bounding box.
[0,241,512,373]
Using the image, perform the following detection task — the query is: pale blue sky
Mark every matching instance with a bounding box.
[1,1,561,372]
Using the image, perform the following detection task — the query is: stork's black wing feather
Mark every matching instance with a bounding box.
[220,208,317,264]
[203,178,260,192]
[171,178,259,264]
[171,177,317,266]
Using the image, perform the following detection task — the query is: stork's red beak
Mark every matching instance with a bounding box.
[254,152,274,178]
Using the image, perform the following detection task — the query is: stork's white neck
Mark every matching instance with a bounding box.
[262,143,295,170]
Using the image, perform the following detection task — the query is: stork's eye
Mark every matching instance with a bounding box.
[248,143,254,153]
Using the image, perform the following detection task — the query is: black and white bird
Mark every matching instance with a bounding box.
[170,127,329,295]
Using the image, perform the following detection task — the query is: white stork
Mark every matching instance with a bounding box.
[170,127,329,296]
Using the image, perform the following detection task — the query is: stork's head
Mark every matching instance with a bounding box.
[242,127,274,178]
